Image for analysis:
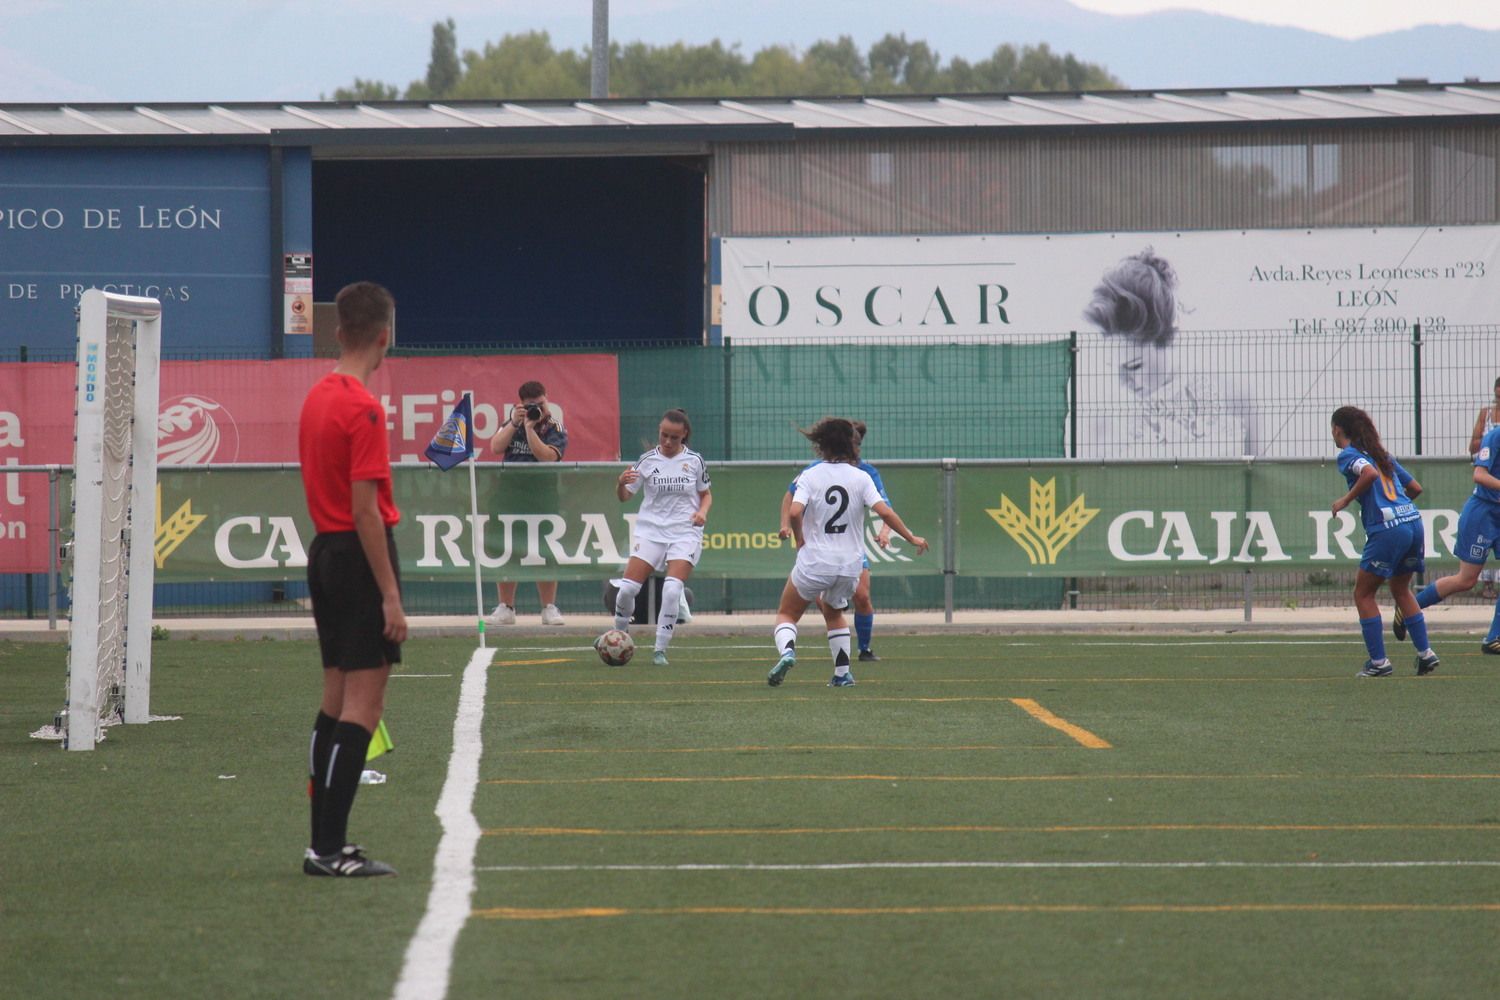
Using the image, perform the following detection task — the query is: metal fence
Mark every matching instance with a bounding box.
[5,454,1496,622]
[5,325,1498,619]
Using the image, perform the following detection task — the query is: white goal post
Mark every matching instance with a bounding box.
[63,290,162,750]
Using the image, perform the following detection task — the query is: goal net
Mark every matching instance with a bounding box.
[57,290,162,750]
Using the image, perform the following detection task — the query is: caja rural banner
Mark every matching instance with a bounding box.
[0,355,619,572]
[956,459,1479,576]
[142,459,1478,583]
[150,464,944,583]
[719,228,1500,460]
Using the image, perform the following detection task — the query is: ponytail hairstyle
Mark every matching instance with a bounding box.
[800,417,859,463]
[661,408,691,444]
[1331,405,1394,478]
[850,420,868,461]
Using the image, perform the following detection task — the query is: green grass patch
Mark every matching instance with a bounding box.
[4,633,1500,998]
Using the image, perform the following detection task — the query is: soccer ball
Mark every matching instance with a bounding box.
[595,629,635,666]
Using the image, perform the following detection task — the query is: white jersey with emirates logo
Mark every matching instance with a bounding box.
[625,447,711,542]
[791,461,884,576]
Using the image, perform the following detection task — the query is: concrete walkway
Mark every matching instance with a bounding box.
[4,604,1497,642]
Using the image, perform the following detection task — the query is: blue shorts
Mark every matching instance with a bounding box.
[1361,519,1424,579]
[1454,496,1500,566]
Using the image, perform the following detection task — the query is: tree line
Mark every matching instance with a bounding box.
[329,21,1121,102]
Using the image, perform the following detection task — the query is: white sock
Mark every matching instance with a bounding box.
[656,578,682,652]
[775,622,798,658]
[828,627,851,675]
[613,578,642,631]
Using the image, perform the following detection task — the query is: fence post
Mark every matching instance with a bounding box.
[48,467,59,629]
[722,336,733,613]
[1068,331,1079,609]
[942,458,957,624]
[1242,457,1254,622]
[1411,323,1422,455]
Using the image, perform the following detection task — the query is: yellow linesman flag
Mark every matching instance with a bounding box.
[366,719,394,762]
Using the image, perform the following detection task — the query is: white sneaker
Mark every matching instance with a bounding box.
[540,604,565,626]
[676,598,692,625]
[485,603,516,626]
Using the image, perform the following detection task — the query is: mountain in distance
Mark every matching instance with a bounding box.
[0,0,1495,103]
[602,0,1500,91]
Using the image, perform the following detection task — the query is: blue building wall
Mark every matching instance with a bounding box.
[0,145,313,359]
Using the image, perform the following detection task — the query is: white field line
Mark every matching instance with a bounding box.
[392,646,497,1000]
[390,674,453,678]
[499,644,768,653]
[1079,640,1353,646]
[476,860,1500,873]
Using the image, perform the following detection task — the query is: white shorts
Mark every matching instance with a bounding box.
[789,562,860,609]
[630,534,702,571]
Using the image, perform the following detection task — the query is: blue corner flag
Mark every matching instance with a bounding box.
[425,395,475,471]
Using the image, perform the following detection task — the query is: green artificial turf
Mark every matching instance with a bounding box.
[3,633,1498,999]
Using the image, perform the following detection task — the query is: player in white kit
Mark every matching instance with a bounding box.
[769,418,928,688]
[607,409,712,666]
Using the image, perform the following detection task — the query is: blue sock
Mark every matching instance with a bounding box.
[1489,598,1500,644]
[855,613,873,652]
[1404,612,1430,652]
[1416,583,1441,608]
[1359,615,1386,662]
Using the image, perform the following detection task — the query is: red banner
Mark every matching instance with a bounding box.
[0,355,620,573]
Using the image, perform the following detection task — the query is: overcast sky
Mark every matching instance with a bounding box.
[1,0,1497,102]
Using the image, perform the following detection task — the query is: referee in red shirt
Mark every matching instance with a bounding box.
[298,281,407,877]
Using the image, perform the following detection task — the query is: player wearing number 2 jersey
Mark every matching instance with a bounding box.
[768,418,928,689]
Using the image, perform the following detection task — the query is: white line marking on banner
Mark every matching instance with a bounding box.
[392,645,496,1000]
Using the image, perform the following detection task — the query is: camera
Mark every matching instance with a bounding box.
[524,402,544,422]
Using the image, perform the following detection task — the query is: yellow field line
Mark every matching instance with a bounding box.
[474,902,1500,920]
[497,744,1063,755]
[495,679,1465,704]
[1009,698,1111,748]
[483,822,1500,837]
[512,674,1462,688]
[482,772,1500,786]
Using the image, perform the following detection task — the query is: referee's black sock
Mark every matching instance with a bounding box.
[308,711,339,851]
[315,720,373,857]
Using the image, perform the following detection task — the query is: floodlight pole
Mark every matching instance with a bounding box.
[591,0,609,99]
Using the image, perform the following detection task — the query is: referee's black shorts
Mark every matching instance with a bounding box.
[307,530,403,671]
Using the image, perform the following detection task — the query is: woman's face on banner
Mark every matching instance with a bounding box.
[1114,337,1174,396]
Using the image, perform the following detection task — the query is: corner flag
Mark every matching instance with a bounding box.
[365,719,394,762]
[425,395,474,470]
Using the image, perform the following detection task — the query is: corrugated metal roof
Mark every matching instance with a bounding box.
[0,82,1495,142]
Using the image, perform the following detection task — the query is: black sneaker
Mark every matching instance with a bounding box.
[1415,651,1440,676]
[1392,607,1407,642]
[858,649,880,662]
[1483,639,1500,655]
[1355,659,1393,678]
[303,845,397,877]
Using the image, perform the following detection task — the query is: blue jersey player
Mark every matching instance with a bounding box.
[1329,406,1438,678]
[779,420,891,662]
[1400,418,1500,655]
